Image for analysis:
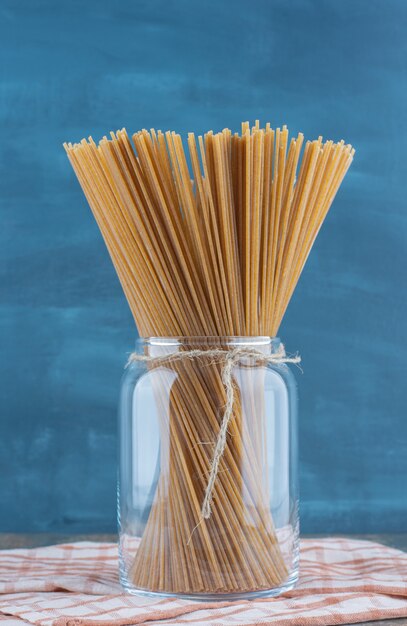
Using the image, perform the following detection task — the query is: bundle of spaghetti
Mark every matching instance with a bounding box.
[64,122,354,594]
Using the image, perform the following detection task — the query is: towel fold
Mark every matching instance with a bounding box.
[0,538,406,625]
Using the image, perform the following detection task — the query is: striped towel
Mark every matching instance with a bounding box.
[0,538,406,625]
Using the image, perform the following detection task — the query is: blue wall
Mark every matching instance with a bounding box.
[1,0,406,533]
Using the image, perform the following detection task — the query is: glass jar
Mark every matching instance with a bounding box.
[118,336,299,600]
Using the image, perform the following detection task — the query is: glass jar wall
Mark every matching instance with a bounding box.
[118,336,299,600]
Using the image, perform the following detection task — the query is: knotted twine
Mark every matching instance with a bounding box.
[127,343,301,519]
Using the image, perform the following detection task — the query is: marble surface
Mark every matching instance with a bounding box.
[1,0,407,536]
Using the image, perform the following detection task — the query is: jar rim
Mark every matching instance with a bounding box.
[137,336,281,347]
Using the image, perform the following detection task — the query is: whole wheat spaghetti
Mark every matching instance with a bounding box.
[64,121,354,595]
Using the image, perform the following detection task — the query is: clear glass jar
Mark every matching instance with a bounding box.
[118,336,299,600]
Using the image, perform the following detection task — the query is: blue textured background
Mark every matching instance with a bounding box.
[1,0,406,533]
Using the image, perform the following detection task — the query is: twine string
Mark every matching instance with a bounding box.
[127,344,301,519]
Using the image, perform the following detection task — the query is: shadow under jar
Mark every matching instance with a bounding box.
[118,336,299,601]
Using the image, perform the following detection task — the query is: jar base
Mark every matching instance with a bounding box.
[119,568,299,602]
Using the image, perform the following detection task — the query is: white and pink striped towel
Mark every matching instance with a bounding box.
[0,538,406,625]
